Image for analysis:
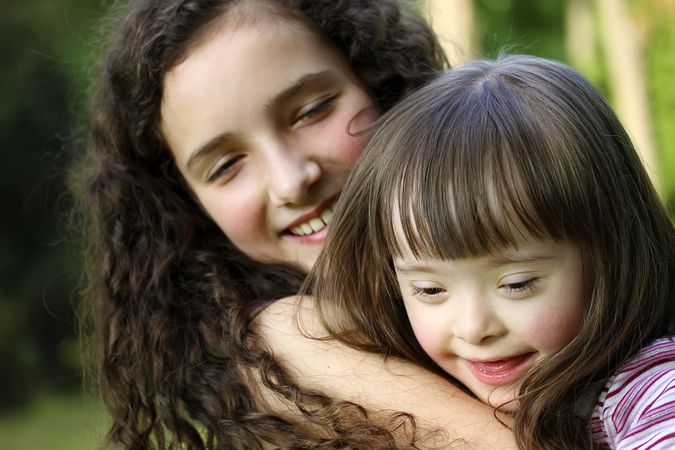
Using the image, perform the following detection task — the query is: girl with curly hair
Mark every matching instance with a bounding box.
[71,0,516,448]
[304,55,675,449]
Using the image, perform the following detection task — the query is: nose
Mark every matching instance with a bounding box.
[452,293,506,345]
[266,141,322,206]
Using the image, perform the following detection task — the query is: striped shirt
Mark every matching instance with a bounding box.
[590,337,675,449]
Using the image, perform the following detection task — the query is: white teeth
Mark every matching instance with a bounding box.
[309,218,324,232]
[320,208,333,224]
[289,207,334,236]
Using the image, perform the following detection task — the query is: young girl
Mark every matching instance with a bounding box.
[71,0,516,448]
[309,55,675,448]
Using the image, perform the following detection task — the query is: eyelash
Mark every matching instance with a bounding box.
[207,154,245,182]
[500,278,538,296]
[294,96,336,126]
[409,286,446,298]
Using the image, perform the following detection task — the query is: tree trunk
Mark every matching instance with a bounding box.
[424,0,476,66]
[595,0,660,190]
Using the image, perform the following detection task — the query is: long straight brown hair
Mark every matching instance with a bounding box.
[310,55,675,449]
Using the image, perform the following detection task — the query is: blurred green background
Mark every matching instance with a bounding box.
[1,0,673,449]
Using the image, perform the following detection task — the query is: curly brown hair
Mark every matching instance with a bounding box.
[70,0,447,448]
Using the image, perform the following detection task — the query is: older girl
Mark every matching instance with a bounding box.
[72,0,515,448]
[307,55,675,448]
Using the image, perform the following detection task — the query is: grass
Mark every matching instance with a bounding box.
[0,392,107,450]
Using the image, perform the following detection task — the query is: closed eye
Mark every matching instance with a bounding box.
[499,278,538,297]
[207,154,245,182]
[410,286,447,298]
[293,95,337,127]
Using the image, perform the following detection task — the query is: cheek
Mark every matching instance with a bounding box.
[404,305,445,357]
[323,105,378,166]
[197,185,266,242]
[518,261,588,354]
[522,308,583,353]
[323,121,370,166]
[347,107,379,158]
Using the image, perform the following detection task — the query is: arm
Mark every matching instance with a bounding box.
[254,295,516,449]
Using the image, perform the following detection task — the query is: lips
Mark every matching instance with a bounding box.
[285,195,337,237]
[465,353,534,386]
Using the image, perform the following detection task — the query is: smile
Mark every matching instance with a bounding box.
[465,353,535,386]
[288,207,334,236]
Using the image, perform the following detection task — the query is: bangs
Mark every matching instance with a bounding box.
[369,64,586,261]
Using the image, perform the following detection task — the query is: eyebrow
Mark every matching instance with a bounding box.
[265,70,339,114]
[186,132,236,171]
[394,254,556,274]
[186,70,339,171]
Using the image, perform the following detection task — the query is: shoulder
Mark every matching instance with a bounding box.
[591,337,675,449]
[253,295,364,380]
[253,295,325,339]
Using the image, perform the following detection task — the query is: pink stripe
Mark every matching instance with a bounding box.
[641,431,675,449]
[626,344,675,363]
[623,351,675,372]
[634,371,673,418]
[626,410,675,436]
[642,391,675,417]
[622,339,675,371]
[642,380,675,412]
[644,400,675,418]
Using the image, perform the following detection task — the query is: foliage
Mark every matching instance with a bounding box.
[0,392,106,450]
[475,0,566,60]
[633,0,675,211]
[0,0,105,410]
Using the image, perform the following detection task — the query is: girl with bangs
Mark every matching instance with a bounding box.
[301,55,675,448]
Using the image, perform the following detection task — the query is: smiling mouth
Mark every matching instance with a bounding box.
[288,207,334,236]
[465,353,535,386]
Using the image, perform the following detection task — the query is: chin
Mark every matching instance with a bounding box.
[287,256,316,272]
[294,250,323,271]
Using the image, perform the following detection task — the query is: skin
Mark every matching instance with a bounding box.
[160,10,517,447]
[256,295,517,449]
[394,238,587,410]
[161,15,376,271]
